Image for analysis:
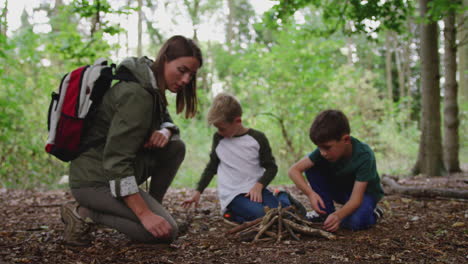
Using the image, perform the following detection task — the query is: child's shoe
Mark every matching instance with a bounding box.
[276,191,307,217]
[222,211,239,226]
[373,205,384,221]
[306,210,327,223]
[60,202,94,246]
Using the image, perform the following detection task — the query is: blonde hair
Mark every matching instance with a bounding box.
[207,92,242,125]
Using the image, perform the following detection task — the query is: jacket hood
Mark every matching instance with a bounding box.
[116,56,158,91]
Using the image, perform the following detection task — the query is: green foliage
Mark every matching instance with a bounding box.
[427,0,466,21]
[0,0,126,188]
[266,0,413,35]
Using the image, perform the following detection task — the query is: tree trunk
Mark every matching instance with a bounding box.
[385,32,394,101]
[395,45,405,101]
[458,0,467,104]
[413,0,445,177]
[226,0,234,48]
[126,0,131,56]
[90,0,101,37]
[402,40,411,98]
[443,9,461,173]
[137,0,143,56]
[0,0,7,36]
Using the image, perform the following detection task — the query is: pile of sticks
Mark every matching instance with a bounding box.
[225,205,336,243]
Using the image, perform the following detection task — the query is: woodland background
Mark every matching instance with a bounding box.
[0,0,466,189]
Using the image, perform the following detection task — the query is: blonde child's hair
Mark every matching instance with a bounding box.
[207,92,242,125]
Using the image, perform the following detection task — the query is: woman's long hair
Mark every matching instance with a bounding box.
[151,35,203,118]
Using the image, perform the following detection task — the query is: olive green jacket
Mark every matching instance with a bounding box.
[69,57,179,197]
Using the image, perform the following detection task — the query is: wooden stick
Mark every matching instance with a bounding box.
[283,219,336,240]
[283,210,321,227]
[226,218,262,234]
[254,215,278,241]
[261,208,278,226]
[276,204,283,243]
[283,221,300,241]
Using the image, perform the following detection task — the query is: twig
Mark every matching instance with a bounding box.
[0,235,32,248]
[226,218,262,234]
[254,215,278,241]
[276,204,283,243]
[283,219,336,240]
[283,221,300,241]
[31,204,62,208]
[283,210,321,228]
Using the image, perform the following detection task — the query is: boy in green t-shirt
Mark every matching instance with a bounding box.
[288,110,384,232]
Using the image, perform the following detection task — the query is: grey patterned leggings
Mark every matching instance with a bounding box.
[71,140,185,243]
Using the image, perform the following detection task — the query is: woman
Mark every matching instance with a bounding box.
[60,35,203,246]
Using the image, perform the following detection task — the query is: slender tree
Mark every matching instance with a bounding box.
[137,0,143,56]
[0,0,7,37]
[413,0,445,176]
[443,3,461,172]
[385,32,394,100]
[459,0,467,103]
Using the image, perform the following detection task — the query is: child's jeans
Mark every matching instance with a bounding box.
[226,189,291,223]
[305,167,378,230]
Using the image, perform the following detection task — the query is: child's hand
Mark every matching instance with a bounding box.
[245,183,263,203]
[182,191,201,209]
[307,192,326,214]
[323,213,341,232]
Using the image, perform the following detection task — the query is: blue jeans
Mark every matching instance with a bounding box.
[226,189,291,223]
[305,167,378,230]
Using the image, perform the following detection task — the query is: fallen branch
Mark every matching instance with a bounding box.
[382,176,468,200]
[283,219,336,240]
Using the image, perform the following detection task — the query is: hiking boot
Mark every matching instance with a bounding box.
[60,202,94,246]
[374,205,384,221]
[306,210,328,223]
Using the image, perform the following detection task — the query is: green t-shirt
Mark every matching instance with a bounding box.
[308,136,384,202]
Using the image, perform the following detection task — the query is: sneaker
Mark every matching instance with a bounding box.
[222,211,239,226]
[278,191,307,217]
[374,206,384,220]
[306,210,327,223]
[60,202,94,246]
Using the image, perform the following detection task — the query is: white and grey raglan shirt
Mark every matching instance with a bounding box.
[196,129,278,213]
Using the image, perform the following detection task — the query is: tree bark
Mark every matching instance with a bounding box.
[385,32,394,101]
[226,0,234,48]
[90,0,101,37]
[458,0,467,104]
[137,0,143,57]
[382,176,468,199]
[0,0,7,36]
[126,0,131,56]
[413,0,445,177]
[395,44,405,101]
[443,9,461,173]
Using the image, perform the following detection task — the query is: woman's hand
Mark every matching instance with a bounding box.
[245,183,263,203]
[323,213,341,232]
[307,192,326,214]
[139,211,172,238]
[182,191,201,208]
[144,129,171,149]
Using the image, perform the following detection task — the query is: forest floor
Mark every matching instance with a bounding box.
[0,174,467,264]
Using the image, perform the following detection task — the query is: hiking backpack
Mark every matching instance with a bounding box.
[45,58,122,162]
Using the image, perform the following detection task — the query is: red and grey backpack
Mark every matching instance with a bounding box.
[45,58,125,162]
